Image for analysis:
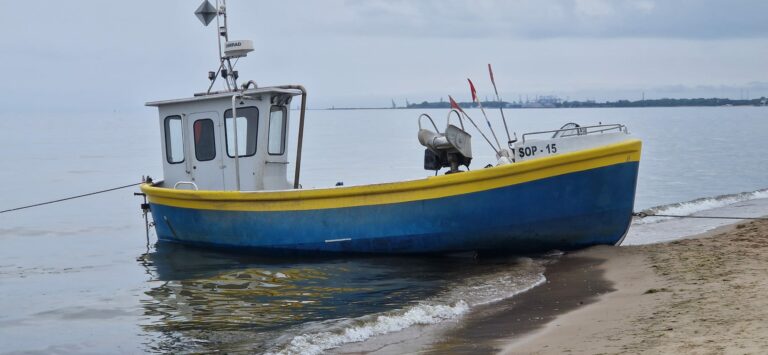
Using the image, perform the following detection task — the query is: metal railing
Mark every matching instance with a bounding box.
[521,123,627,143]
[418,109,466,133]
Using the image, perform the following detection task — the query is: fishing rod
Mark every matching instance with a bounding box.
[449,95,500,156]
[488,64,514,145]
[467,78,502,153]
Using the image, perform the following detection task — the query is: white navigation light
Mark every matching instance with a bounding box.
[195,0,217,26]
[224,40,254,58]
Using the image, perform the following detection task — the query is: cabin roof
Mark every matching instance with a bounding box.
[145,86,302,107]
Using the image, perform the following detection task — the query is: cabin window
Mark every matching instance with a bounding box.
[193,119,216,161]
[224,106,259,158]
[164,115,184,164]
[268,106,286,155]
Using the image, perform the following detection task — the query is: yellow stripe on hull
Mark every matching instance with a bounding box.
[141,139,642,212]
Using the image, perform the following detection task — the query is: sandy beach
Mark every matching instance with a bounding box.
[500,219,768,354]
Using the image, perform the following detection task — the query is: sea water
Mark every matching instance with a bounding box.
[0,106,766,353]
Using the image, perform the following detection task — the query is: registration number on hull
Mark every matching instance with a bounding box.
[513,143,558,160]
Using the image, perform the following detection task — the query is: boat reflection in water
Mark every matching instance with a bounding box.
[138,242,546,353]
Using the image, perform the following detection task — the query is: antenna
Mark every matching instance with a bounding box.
[195,0,254,94]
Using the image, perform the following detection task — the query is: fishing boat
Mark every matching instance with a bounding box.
[139,1,642,255]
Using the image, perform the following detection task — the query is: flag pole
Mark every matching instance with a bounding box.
[449,96,500,156]
[468,78,502,152]
[488,64,514,144]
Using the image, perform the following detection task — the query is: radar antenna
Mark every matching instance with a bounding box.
[195,0,254,94]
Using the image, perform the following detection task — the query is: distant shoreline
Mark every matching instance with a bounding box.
[324,97,768,110]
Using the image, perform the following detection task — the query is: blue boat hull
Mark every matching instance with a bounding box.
[148,161,639,254]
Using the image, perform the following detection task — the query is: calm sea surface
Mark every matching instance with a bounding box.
[0,106,767,353]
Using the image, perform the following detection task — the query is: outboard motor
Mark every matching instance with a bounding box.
[418,112,472,174]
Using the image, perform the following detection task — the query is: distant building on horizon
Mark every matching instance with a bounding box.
[522,95,562,108]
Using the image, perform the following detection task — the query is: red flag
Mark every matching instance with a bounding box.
[488,63,500,98]
[449,95,464,113]
[467,78,478,102]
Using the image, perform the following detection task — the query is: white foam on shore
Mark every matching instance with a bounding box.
[269,301,470,355]
[265,259,546,355]
[625,189,768,245]
[634,188,768,225]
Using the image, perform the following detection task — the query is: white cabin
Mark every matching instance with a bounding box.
[147,87,303,191]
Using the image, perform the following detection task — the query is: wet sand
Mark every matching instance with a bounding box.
[423,255,614,354]
[501,219,768,354]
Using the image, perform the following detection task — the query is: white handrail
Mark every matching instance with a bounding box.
[231,94,241,191]
[174,181,199,190]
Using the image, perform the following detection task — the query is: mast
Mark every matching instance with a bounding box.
[195,0,253,94]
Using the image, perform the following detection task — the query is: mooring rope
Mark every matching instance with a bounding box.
[3,184,767,222]
[0,182,142,214]
[633,212,768,221]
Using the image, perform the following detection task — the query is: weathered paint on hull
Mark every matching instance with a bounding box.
[148,161,639,255]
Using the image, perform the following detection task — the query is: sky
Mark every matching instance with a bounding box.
[1,0,767,111]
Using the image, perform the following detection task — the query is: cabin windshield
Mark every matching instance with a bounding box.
[224,106,259,157]
[268,106,287,155]
[164,115,184,164]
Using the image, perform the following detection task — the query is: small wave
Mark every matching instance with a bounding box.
[634,188,768,224]
[269,301,470,355]
[266,260,547,355]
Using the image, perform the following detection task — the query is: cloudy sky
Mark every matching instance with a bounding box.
[1,0,767,111]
